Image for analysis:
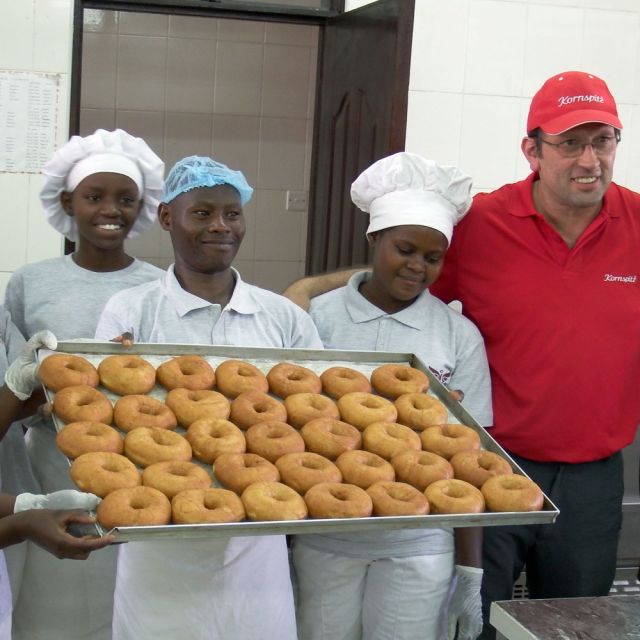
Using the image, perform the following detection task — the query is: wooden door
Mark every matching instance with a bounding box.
[306,0,414,274]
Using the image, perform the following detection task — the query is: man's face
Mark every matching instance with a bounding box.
[522,123,618,213]
[159,184,246,275]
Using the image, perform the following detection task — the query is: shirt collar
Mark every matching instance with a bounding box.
[163,265,261,317]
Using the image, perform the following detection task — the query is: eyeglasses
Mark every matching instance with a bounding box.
[537,134,620,158]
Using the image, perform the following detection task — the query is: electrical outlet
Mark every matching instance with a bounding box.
[286,190,308,211]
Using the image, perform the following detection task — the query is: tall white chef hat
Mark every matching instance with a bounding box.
[350,152,473,244]
[40,129,165,242]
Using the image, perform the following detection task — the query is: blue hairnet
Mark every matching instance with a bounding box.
[163,155,253,205]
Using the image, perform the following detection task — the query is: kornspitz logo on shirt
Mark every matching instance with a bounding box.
[603,273,637,283]
[558,94,604,107]
[429,366,451,385]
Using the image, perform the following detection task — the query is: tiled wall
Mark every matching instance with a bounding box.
[80,10,318,293]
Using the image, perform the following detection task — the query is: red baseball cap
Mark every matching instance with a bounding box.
[527,71,622,135]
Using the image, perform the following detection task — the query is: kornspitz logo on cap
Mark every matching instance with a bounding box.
[558,95,604,107]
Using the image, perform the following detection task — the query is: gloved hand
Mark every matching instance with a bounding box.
[5,330,57,400]
[448,565,483,640]
[14,490,100,513]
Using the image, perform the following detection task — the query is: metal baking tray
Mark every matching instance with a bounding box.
[39,341,559,542]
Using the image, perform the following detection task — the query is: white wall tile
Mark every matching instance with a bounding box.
[81,33,118,109]
[0,273,12,300]
[80,108,117,134]
[254,190,303,261]
[0,1,33,69]
[583,0,640,10]
[262,45,311,119]
[214,41,263,116]
[164,112,213,169]
[257,118,307,190]
[119,12,168,37]
[125,220,163,261]
[83,9,118,35]
[265,22,317,47]
[621,105,640,192]
[232,259,255,283]
[26,174,62,265]
[169,15,217,39]
[0,175,29,270]
[217,19,265,43]
[212,115,260,186]
[251,260,304,294]
[33,0,74,72]
[115,110,165,160]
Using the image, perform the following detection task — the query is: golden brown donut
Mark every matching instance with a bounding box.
[370,364,429,399]
[394,393,448,431]
[304,482,372,518]
[284,392,340,429]
[171,488,245,524]
[241,481,308,521]
[156,355,215,391]
[362,422,421,460]
[337,392,398,431]
[53,385,114,425]
[300,418,362,461]
[335,450,395,489]
[275,452,342,494]
[481,474,544,512]
[214,359,268,398]
[425,478,485,514]
[214,452,280,494]
[69,451,141,497]
[165,388,230,427]
[420,424,481,460]
[97,485,171,528]
[142,460,211,499]
[450,450,513,487]
[391,450,453,491]
[186,418,246,464]
[39,353,99,392]
[97,354,156,396]
[113,395,178,432]
[56,421,123,459]
[229,391,287,430]
[267,362,322,398]
[124,427,192,468]
[320,366,371,399]
[367,481,430,516]
[245,421,305,463]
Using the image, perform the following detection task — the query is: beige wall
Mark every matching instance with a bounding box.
[81,10,318,293]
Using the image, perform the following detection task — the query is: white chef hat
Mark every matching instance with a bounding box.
[40,129,165,242]
[351,152,473,244]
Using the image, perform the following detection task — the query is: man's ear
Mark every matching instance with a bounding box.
[366,232,378,248]
[60,192,73,216]
[521,136,541,172]
[158,203,171,230]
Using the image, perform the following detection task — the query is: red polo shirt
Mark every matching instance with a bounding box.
[431,173,640,462]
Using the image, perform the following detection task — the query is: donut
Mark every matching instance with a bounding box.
[69,451,141,497]
[245,421,305,463]
[275,452,342,494]
[229,391,287,430]
[241,481,308,521]
[337,392,397,431]
[391,450,453,491]
[425,478,485,514]
[300,418,362,460]
[481,474,544,512]
[367,481,429,516]
[362,422,421,460]
[420,424,481,460]
[335,450,395,489]
[304,482,372,518]
[214,359,268,398]
[97,354,156,396]
[97,485,171,528]
[165,389,230,427]
[124,427,192,468]
[39,353,99,392]
[56,421,123,459]
[320,366,371,399]
[370,364,429,399]
[186,418,246,464]
[53,385,113,425]
[171,488,245,524]
[156,355,215,391]
[113,395,177,432]
[284,392,340,429]
[450,450,513,488]
[142,460,211,499]
[394,393,448,431]
[214,452,279,494]
[267,362,322,398]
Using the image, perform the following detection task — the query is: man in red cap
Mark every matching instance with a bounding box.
[284,70,640,639]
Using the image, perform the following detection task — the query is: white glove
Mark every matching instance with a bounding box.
[448,565,483,640]
[14,490,100,513]
[5,330,57,400]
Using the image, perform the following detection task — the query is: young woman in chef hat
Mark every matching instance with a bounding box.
[292,152,493,640]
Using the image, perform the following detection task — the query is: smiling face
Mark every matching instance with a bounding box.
[60,172,143,251]
[158,184,245,276]
[359,224,448,314]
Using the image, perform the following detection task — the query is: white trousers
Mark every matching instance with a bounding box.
[113,535,297,640]
[293,541,454,640]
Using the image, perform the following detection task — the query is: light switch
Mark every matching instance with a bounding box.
[286,190,308,211]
